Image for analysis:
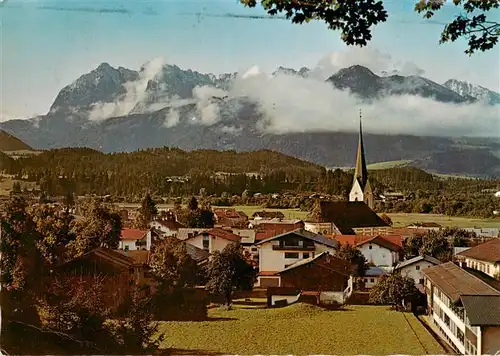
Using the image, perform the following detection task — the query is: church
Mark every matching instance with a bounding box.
[349,117,374,209]
[303,115,389,236]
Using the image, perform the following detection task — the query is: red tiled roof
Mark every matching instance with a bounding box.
[259,271,279,276]
[356,235,402,252]
[121,228,148,241]
[213,208,242,219]
[206,228,241,242]
[254,223,303,241]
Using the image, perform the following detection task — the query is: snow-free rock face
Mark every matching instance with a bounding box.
[327,65,473,103]
[49,63,140,114]
[443,79,500,105]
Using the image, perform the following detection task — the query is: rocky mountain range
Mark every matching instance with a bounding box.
[1,62,499,177]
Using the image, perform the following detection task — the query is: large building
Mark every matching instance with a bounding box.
[349,116,374,209]
[422,262,500,355]
[456,238,500,279]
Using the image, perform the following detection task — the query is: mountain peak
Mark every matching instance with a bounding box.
[443,79,500,105]
[339,65,378,77]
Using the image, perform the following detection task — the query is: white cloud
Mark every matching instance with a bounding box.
[162,108,179,128]
[310,47,426,80]
[191,85,228,125]
[88,57,165,121]
[197,65,499,138]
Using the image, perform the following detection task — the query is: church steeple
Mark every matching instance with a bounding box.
[354,110,368,189]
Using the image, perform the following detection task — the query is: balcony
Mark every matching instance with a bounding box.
[272,245,315,251]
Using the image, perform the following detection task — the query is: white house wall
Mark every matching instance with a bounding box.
[185,234,234,254]
[432,290,466,354]
[119,240,137,251]
[465,257,499,278]
[399,260,436,285]
[259,242,335,273]
[358,243,397,267]
[149,221,176,237]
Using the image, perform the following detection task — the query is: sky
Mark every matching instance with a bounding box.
[1,0,499,121]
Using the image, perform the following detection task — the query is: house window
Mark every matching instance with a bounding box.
[124,245,129,251]
[303,253,310,259]
[416,265,420,270]
[369,245,373,250]
[202,235,210,250]
[285,252,299,259]
[487,265,490,274]
[370,278,375,283]
[419,278,424,285]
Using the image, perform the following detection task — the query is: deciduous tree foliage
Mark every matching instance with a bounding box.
[419,231,453,262]
[338,243,368,277]
[149,237,200,293]
[205,243,257,306]
[369,273,420,309]
[241,0,500,54]
[67,199,122,258]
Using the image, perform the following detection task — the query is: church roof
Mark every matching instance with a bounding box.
[312,201,389,234]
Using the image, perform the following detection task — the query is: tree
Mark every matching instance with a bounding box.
[241,0,500,54]
[148,237,200,293]
[338,243,368,277]
[63,191,75,208]
[188,196,199,211]
[30,204,75,266]
[379,213,393,226]
[0,196,41,324]
[419,231,453,262]
[205,243,257,307]
[134,193,158,229]
[11,181,22,195]
[369,273,420,309]
[67,199,122,258]
[404,233,425,259]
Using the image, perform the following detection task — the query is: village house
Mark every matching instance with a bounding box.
[183,227,241,253]
[213,208,248,228]
[267,252,354,307]
[176,228,211,241]
[253,220,305,241]
[118,228,158,251]
[422,262,500,355]
[395,255,441,286]
[333,234,403,267]
[54,247,153,310]
[363,266,387,289]
[256,228,338,288]
[304,201,390,236]
[356,235,403,267]
[456,238,500,279]
[149,211,186,237]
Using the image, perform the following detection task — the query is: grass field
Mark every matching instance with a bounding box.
[367,160,413,170]
[388,213,500,228]
[158,303,444,355]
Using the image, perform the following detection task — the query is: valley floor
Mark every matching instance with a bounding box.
[158,303,443,355]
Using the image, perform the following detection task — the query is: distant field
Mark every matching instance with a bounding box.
[158,303,443,355]
[114,203,500,228]
[367,160,413,170]
[219,205,309,220]
[388,213,500,228]
[0,175,37,196]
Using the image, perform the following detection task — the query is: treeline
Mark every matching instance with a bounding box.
[2,147,499,218]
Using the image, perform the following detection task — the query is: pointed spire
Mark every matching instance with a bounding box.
[354,110,368,189]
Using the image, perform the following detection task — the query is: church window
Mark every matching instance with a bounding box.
[369,245,373,250]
